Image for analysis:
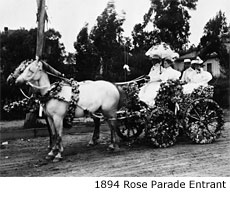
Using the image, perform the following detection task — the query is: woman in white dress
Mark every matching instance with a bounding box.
[139,57,181,107]
[182,59,212,94]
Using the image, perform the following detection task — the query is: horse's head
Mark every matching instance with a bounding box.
[15,59,44,86]
[7,60,33,86]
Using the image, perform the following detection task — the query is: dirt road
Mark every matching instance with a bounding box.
[0,111,229,177]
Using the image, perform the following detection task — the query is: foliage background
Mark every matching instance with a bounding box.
[1,0,229,120]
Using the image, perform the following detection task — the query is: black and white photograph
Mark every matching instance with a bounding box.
[0,0,229,205]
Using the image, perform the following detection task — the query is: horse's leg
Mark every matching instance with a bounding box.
[44,116,53,150]
[88,117,100,146]
[52,115,64,162]
[105,117,120,151]
[45,116,57,160]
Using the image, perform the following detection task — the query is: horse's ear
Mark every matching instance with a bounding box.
[37,61,43,71]
[35,56,40,61]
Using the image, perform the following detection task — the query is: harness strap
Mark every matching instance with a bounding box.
[27,81,50,90]
[20,88,32,99]
[74,104,104,119]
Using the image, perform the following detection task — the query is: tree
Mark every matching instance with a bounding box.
[199,10,229,72]
[132,0,198,52]
[0,28,66,122]
[74,24,99,80]
[43,29,66,69]
[1,28,65,78]
[1,28,35,78]
[132,23,160,52]
[89,1,126,80]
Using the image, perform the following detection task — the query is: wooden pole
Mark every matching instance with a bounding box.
[24,0,46,128]
[36,0,46,59]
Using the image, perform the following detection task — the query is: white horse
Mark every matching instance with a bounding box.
[14,59,122,162]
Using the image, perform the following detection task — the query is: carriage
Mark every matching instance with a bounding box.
[5,59,225,162]
[6,62,224,148]
[115,78,224,148]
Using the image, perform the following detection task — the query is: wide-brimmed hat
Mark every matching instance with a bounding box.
[184,59,191,63]
[197,56,203,64]
[191,59,199,64]
[150,54,161,60]
[191,57,203,65]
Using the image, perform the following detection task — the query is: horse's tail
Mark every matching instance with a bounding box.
[115,85,127,109]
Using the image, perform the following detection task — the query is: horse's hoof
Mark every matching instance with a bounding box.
[107,144,120,152]
[53,157,63,163]
[87,140,98,147]
[45,155,54,161]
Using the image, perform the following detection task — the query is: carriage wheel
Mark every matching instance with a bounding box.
[146,108,179,148]
[116,116,144,141]
[185,99,224,144]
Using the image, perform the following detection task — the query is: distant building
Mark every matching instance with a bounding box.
[175,26,230,78]
[203,52,223,78]
[175,52,224,78]
[175,50,229,79]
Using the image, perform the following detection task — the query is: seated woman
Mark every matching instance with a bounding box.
[182,59,212,94]
[139,57,181,107]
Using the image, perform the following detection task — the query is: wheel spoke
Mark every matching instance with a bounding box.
[131,128,135,136]
[206,111,216,120]
[204,104,209,115]
[193,108,201,119]
[207,109,216,116]
[188,114,200,121]
[207,115,218,122]
[127,128,130,137]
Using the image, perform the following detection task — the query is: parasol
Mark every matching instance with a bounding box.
[145,42,179,60]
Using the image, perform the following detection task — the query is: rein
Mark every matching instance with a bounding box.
[27,81,50,90]
[115,75,146,85]
[46,71,70,82]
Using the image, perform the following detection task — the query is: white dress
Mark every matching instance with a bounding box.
[139,66,181,107]
[181,67,196,83]
[182,69,212,94]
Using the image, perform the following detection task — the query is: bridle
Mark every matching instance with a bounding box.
[19,61,51,90]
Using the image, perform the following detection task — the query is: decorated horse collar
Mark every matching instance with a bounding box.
[39,78,79,104]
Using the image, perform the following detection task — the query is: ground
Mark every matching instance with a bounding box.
[0,110,229,177]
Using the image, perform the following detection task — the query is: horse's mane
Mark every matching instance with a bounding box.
[15,59,34,73]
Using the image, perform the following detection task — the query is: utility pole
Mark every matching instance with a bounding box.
[24,0,47,128]
[36,0,46,59]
